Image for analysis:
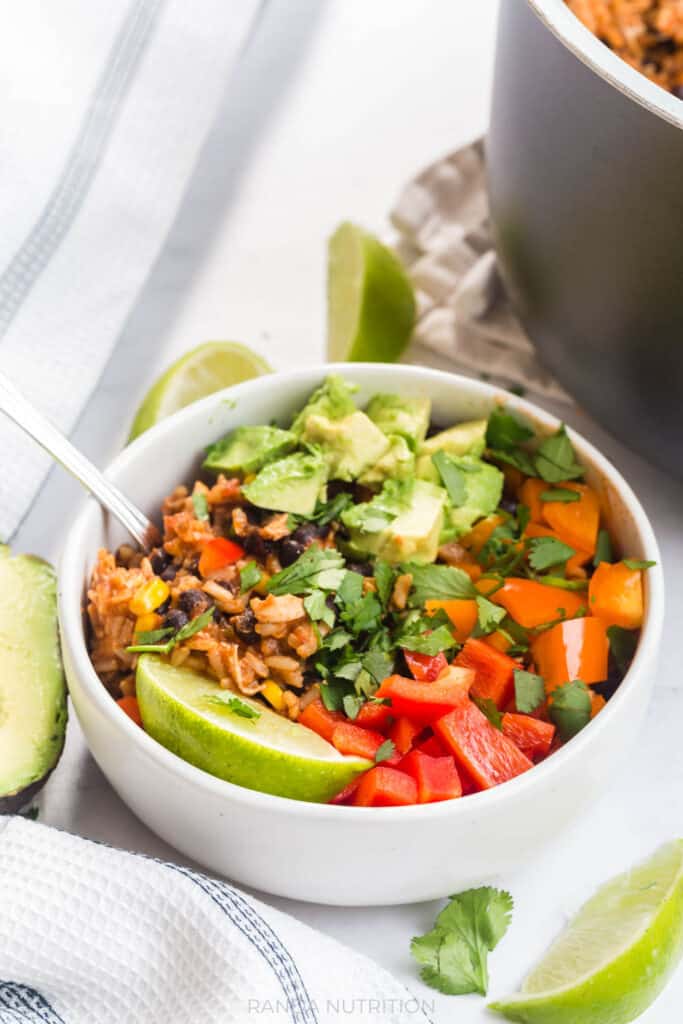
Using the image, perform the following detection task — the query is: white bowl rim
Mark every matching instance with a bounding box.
[527,0,683,130]
[59,363,664,823]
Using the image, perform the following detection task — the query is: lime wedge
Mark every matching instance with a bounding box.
[327,222,416,363]
[128,341,271,440]
[490,840,683,1024]
[136,655,370,802]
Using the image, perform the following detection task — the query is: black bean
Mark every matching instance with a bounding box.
[160,565,178,582]
[150,549,171,575]
[179,588,212,616]
[291,522,327,546]
[499,497,519,516]
[243,532,267,560]
[279,537,304,566]
[164,609,189,632]
[233,608,257,643]
[346,560,373,577]
[155,598,171,615]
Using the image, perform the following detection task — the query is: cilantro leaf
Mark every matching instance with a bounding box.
[319,682,345,712]
[192,491,210,521]
[593,529,613,567]
[341,592,383,635]
[337,570,364,607]
[516,503,531,536]
[132,626,174,646]
[489,446,538,477]
[239,561,262,593]
[534,424,584,483]
[548,679,591,740]
[475,595,506,635]
[540,488,580,503]
[127,606,215,654]
[486,408,534,450]
[472,695,503,730]
[432,451,467,505]
[623,559,656,570]
[514,669,545,713]
[404,563,477,606]
[411,887,513,996]
[374,559,396,609]
[375,739,396,764]
[289,491,354,528]
[607,625,638,675]
[528,536,576,571]
[304,590,336,629]
[397,624,456,656]
[362,649,394,685]
[343,694,364,720]
[321,628,352,652]
[203,694,261,720]
[267,547,345,595]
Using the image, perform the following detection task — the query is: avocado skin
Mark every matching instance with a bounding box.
[0,548,67,812]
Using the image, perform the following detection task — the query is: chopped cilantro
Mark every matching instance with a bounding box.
[540,488,580,503]
[516,503,531,536]
[404,563,477,606]
[341,592,383,634]
[343,694,364,720]
[607,625,638,675]
[267,547,345,595]
[362,649,394,685]
[337,570,364,607]
[375,739,396,764]
[623,559,656,570]
[411,886,513,996]
[432,451,467,505]
[534,424,584,483]
[192,491,209,521]
[486,408,534,450]
[127,607,215,654]
[239,561,262,593]
[528,536,576,571]
[132,626,174,646]
[474,595,506,635]
[489,445,537,478]
[397,624,456,656]
[374,559,396,609]
[514,669,545,713]
[593,529,613,567]
[472,695,503,730]
[290,491,354,528]
[548,679,591,740]
[319,682,345,712]
[304,590,335,629]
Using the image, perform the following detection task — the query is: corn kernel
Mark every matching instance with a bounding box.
[130,578,170,616]
[254,573,270,596]
[262,680,285,712]
[135,612,162,634]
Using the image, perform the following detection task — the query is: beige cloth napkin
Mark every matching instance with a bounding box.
[392,139,570,403]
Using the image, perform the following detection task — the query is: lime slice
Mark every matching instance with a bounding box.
[136,655,371,802]
[327,222,416,363]
[489,840,683,1024]
[128,341,271,440]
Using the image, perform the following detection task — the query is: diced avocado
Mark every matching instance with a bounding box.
[0,546,67,813]
[366,393,431,449]
[342,480,446,565]
[203,425,296,475]
[243,450,327,516]
[437,455,504,539]
[358,434,415,485]
[290,375,358,436]
[301,411,390,481]
[419,418,488,458]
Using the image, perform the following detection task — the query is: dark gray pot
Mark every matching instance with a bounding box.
[487,0,683,474]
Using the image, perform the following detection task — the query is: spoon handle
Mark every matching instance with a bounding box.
[0,372,158,550]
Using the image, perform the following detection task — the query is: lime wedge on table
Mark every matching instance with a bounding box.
[490,840,683,1024]
[327,222,416,363]
[128,341,271,440]
[136,655,371,802]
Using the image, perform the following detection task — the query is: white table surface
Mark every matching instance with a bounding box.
[14,2,683,1020]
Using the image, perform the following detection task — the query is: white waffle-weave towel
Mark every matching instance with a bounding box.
[0,0,262,542]
[0,817,431,1024]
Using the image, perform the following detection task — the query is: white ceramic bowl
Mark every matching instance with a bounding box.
[59,364,664,905]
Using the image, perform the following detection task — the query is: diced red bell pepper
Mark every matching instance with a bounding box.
[404,649,449,682]
[398,750,462,803]
[416,734,448,758]
[376,667,474,724]
[455,637,518,709]
[388,716,423,755]
[328,775,364,805]
[198,537,245,577]
[117,696,143,727]
[501,712,555,761]
[354,766,418,806]
[355,701,394,733]
[298,699,344,743]
[434,699,533,789]
[331,722,385,761]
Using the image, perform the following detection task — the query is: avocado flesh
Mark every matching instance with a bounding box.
[365,393,431,448]
[0,546,67,812]
[344,480,446,565]
[203,425,296,474]
[301,410,390,481]
[242,450,328,516]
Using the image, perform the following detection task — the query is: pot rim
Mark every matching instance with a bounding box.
[527,0,683,130]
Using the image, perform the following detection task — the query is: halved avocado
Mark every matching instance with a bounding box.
[0,546,67,812]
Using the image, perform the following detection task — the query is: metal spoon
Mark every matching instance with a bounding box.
[0,371,159,550]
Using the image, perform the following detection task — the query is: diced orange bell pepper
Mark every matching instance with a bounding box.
[492,578,586,629]
[376,667,474,724]
[354,766,418,806]
[434,699,533,789]
[590,691,606,719]
[424,599,478,641]
[355,701,394,733]
[518,478,547,523]
[331,722,385,761]
[482,630,513,654]
[541,483,600,556]
[117,696,143,727]
[398,750,462,803]
[460,514,505,555]
[455,637,518,709]
[299,699,344,743]
[389,716,423,755]
[501,712,555,760]
[588,561,644,630]
[198,537,245,577]
[524,522,590,578]
[404,649,449,681]
[532,617,609,691]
